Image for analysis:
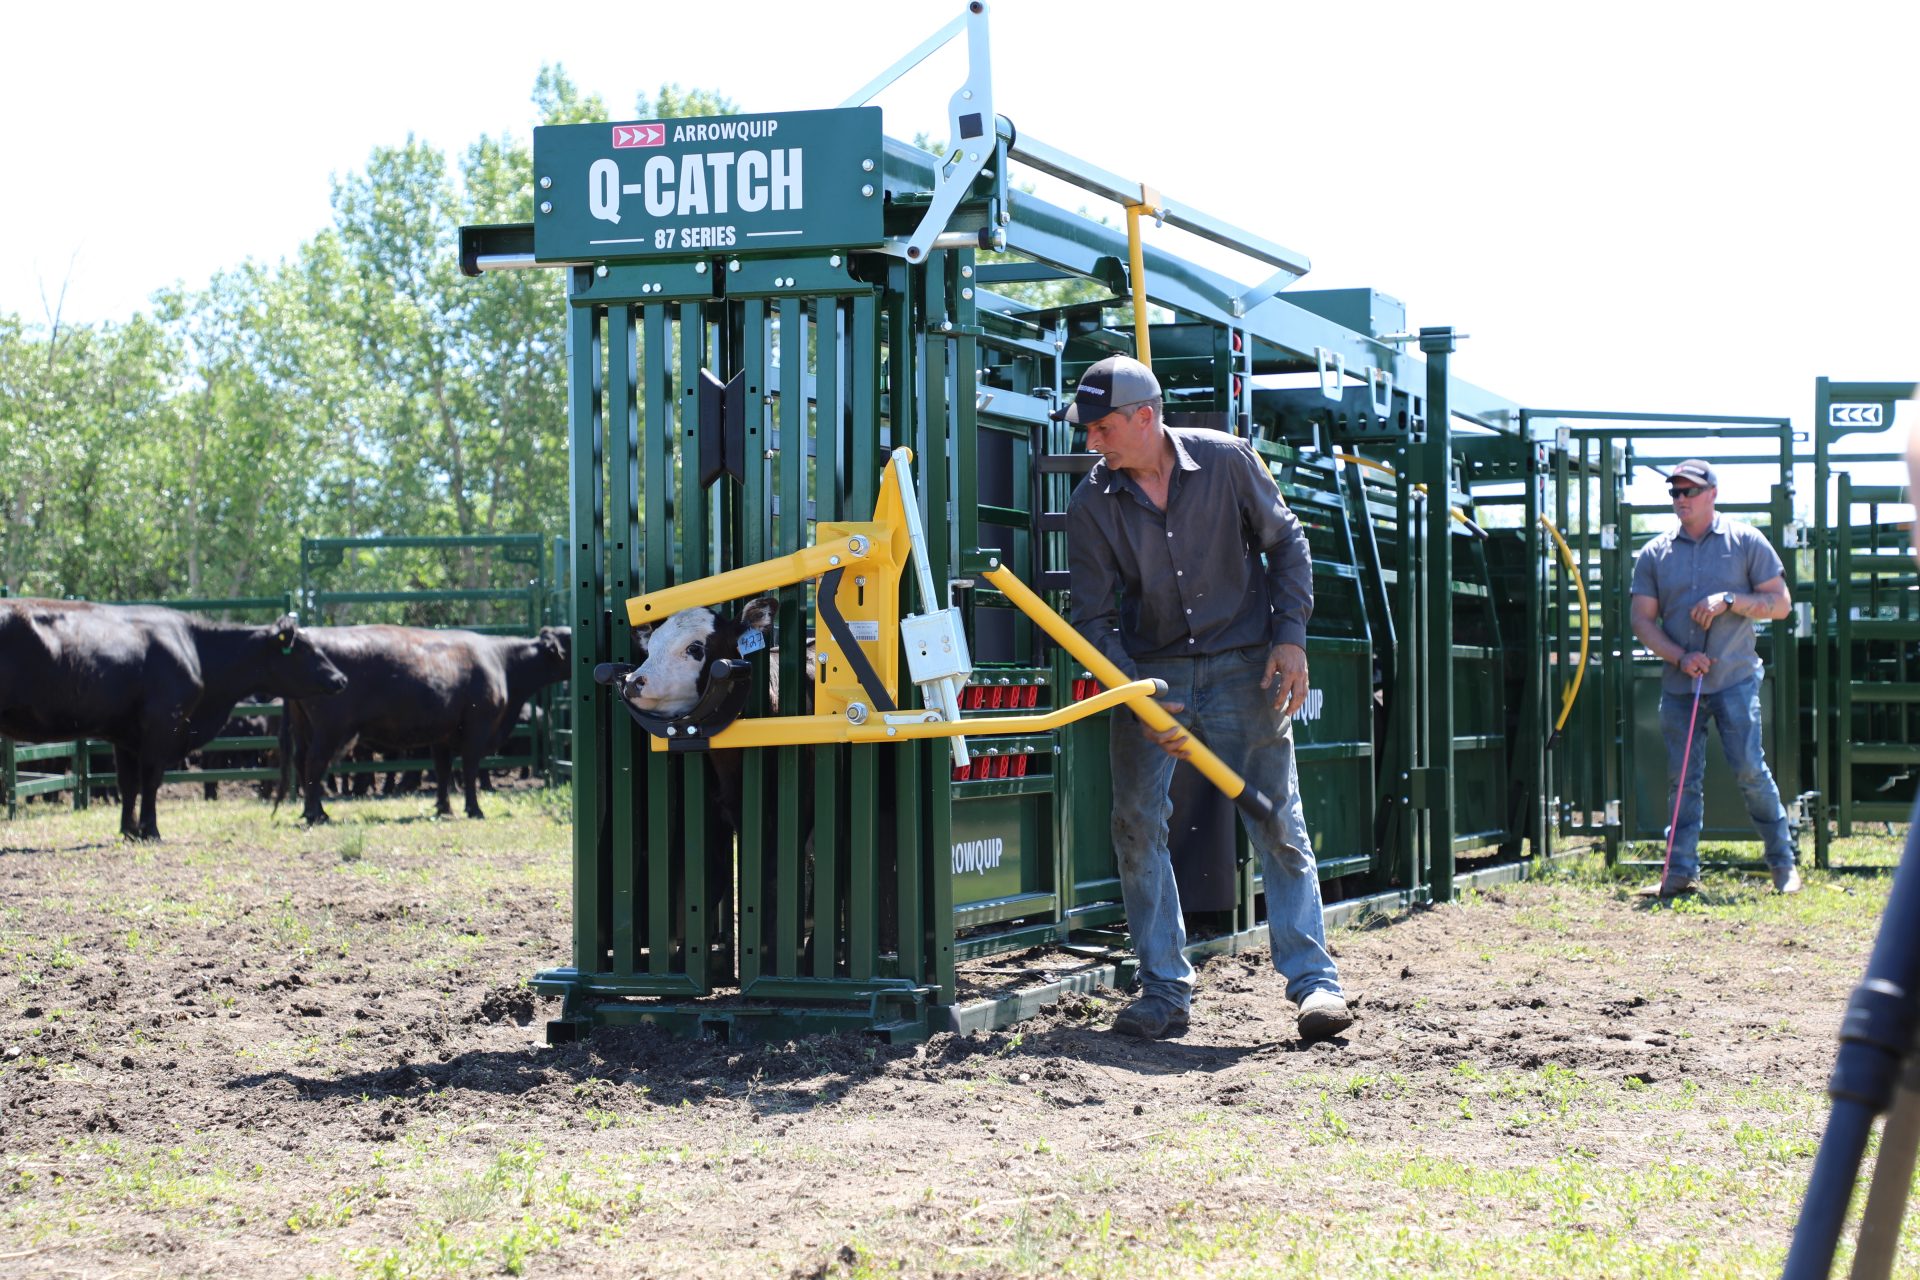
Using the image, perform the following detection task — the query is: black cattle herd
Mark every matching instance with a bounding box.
[0,598,572,840]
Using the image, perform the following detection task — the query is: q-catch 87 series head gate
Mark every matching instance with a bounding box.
[459,3,1600,1043]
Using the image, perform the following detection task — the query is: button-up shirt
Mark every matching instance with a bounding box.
[1630,513,1785,695]
[1066,426,1313,679]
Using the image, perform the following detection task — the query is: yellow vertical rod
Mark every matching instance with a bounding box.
[1124,186,1159,365]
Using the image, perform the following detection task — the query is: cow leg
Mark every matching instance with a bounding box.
[112,746,141,840]
[136,752,165,841]
[203,779,219,802]
[431,745,455,817]
[300,731,338,825]
[459,731,488,819]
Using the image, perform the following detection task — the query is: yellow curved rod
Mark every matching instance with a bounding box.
[1537,514,1591,736]
[1333,453,1486,539]
[1335,453,1589,737]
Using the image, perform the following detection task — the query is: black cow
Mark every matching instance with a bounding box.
[0,601,348,840]
[280,625,571,825]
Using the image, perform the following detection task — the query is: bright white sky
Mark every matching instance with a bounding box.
[4,0,1915,495]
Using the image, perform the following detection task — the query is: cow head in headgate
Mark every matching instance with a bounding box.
[618,597,778,718]
[260,614,349,697]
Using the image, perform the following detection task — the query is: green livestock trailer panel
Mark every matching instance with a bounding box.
[455,6,1624,1042]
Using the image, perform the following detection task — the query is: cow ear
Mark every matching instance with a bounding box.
[272,612,300,648]
[631,623,652,656]
[740,596,778,635]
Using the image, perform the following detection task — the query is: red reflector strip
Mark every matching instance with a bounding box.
[988,684,1005,709]
[1023,684,1040,708]
[952,764,970,782]
[994,755,1011,778]
[1011,754,1029,777]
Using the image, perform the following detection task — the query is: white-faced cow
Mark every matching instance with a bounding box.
[280,625,571,825]
[604,598,800,838]
[0,601,348,841]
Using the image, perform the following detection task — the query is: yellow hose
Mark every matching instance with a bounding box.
[1537,514,1591,737]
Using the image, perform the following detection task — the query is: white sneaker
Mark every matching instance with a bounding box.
[1772,865,1802,895]
[1297,989,1353,1043]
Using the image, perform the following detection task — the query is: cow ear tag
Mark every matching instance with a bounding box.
[737,628,766,657]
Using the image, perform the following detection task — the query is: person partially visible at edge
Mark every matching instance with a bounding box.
[1060,354,1352,1043]
[1628,458,1799,897]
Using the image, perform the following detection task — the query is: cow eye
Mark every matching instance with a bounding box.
[686,642,706,662]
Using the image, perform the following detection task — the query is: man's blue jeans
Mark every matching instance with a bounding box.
[1660,675,1796,879]
[1108,647,1342,1010]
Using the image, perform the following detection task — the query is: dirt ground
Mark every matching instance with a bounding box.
[0,790,1901,1278]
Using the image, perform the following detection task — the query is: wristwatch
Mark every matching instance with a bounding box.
[1719,591,1736,612]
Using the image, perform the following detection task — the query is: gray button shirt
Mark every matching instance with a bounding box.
[1067,426,1313,679]
[1630,514,1785,695]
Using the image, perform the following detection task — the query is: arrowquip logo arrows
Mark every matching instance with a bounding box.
[1829,403,1885,427]
[612,123,666,149]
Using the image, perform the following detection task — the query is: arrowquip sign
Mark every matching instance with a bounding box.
[532,108,886,263]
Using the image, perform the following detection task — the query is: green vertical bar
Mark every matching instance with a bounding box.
[1772,473,1800,853]
[1420,332,1456,901]
[1524,440,1547,860]
[1837,472,1853,839]
[1556,439,1573,834]
[566,290,606,978]
[812,294,843,981]
[847,291,880,981]
[643,304,674,974]
[1602,436,1625,864]
[1392,441,1418,898]
[607,306,639,977]
[677,301,711,990]
[1813,378,1832,869]
[887,265,924,986]
[922,255,957,1000]
[738,299,769,988]
[775,295,806,978]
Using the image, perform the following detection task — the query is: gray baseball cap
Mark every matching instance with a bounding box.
[1050,355,1162,424]
[1669,459,1718,489]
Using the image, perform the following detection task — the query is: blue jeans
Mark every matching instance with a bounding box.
[1108,647,1341,1009]
[1659,675,1795,879]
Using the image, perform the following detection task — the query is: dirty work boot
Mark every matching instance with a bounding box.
[1772,864,1803,895]
[1110,995,1189,1039]
[1635,876,1702,899]
[1297,989,1354,1043]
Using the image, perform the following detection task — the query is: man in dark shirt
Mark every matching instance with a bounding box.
[1061,355,1352,1042]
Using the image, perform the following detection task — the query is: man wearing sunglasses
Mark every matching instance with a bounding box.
[1629,458,1799,896]
[1059,355,1351,1043]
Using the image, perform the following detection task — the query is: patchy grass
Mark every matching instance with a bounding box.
[0,795,1910,1277]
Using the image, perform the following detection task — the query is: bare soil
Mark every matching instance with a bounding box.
[0,794,1888,1278]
